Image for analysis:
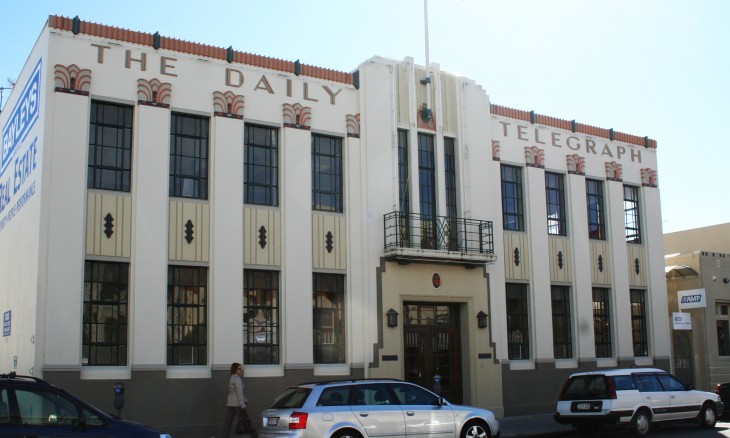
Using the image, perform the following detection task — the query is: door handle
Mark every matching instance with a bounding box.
[359,413,369,417]
[406,411,415,416]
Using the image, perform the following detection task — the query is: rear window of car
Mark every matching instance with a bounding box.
[560,375,609,400]
[318,387,350,406]
[612,375,638,391]
[270,387,311,409]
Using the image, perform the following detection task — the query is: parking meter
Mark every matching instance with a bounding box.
[433,370,441,396]
[113,382,125,416]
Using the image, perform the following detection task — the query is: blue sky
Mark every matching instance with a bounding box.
[2,0,728,235]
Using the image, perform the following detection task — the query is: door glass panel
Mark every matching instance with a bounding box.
[15,387,79,426]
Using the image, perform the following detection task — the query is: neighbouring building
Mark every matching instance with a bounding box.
[0,15,669,437]
[664,223,730,391]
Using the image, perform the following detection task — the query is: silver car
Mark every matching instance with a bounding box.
[259,379,500,438]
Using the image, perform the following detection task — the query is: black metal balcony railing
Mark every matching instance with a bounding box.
[384,212,494,261]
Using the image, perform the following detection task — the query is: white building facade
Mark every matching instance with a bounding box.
[0,15,670,437]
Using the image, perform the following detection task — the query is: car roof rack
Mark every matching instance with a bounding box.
[296,378,405,386]
[0,372,50,384]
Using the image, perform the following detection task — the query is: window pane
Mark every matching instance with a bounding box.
[506,283,529,360]
[167,266,208,365]
[313,273,346,363]
[170,114,209,199]
[501,165,524,231]
[244,270,280,364]
[551,286,572,359]
[88,101,133,192]
[312,135,343,212]
[593,288,612,357]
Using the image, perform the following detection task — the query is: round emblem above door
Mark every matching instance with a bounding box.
[432,273,441,288]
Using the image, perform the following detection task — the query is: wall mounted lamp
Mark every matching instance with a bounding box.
[386,308,399,328]
[477,311,488,329]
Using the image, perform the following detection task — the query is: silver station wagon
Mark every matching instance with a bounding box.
[259,379,500,438]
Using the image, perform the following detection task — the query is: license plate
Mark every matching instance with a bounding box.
[576,402,591,411]
[268,417,279,426]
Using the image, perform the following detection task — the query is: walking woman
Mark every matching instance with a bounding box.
[223,362,255,437]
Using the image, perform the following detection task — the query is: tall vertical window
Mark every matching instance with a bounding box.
[630,289,648,357]
[313,274,346,364]
[592,288,612,358]
[506,283,530,360]
[551,286,572,359]
[167,266,207,365]
[586,179,605,240]
[624,185,641,244]
[88,101,133,191]
[169,113,209,199]
[398,130,411,246]
[244,270,280,364]
[418,134,437,249]
[312,134,343,212]
[244,125,278,206]
[444,138,458,250]
[82,261,128,366]
[717,303,730,356]
[545,172,567,236]
[501,165,524,231]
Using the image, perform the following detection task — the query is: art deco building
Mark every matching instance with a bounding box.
[0,15,669,437]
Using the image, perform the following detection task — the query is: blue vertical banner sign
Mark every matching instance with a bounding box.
[2,310,10,337]
[1,59,41,175]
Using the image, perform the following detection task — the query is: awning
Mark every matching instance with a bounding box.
[665,265,700,279]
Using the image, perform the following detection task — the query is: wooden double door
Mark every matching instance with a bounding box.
[403,303,462,404]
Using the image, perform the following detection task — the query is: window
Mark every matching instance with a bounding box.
[624,185,641,243]
[501,165,524,231]
[169,113,209,199]
[630,289,648,357]
[391,383,440,405]
[545,172,566,236]
[244,270,280,364]
[656,374,686,391]
[717,303,730,356]
[312,134,343,212]
[592,288,612,358]
[313,273,346,363]
[15,388,80,426]
[88,101,133,191]
[82,261,128,366]
[551,286,572,359]
[586,179,605,240]
[244,124,278,206]
[167,266,207,365]
[444,137,458,250]
[398,130,411,245]
[418,134,437,248]
[506,283,529,360]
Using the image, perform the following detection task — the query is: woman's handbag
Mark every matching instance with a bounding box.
[235,416,255,435]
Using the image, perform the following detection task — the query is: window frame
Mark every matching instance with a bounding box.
[506,283,530,360]
[630,289,649,357]
[87,101,133,192]
[545,172,567,236]
[586,179,606,240]
[311,134,343,212]
[501,164,524,232]
[243,269,280,364]
[167,266,208,365]
[313,273,346,364]
[592,287,612,358]
[244,124,279,206]
[169,113,209,200]
[551,285,572,359]
[624,185,642,244]
[82,261,129,366]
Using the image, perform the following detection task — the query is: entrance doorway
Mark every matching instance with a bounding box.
[672,331,693,387]
[403,303,462,403]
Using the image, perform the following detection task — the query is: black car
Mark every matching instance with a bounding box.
[0,372,171,437]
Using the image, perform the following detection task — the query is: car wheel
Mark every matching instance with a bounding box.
[699,403,717,428]
[461,420,490,438]
[631,409,651,437]
[331,429,363,438]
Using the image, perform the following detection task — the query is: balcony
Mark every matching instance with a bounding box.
[383,212,496,265]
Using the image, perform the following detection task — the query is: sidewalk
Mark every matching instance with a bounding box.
[498,413,577,438]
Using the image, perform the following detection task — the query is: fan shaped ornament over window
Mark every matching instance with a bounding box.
[54,64,91,95]
[137,78,172,108]
[213,91,245,119]
[283,103,312,129]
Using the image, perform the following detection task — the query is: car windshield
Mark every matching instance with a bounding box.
[270,387,311,409]
[561,375,609,400]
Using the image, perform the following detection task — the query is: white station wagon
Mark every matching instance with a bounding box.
[554,368,724,436]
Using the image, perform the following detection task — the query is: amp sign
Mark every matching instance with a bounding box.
[678,288,706,310]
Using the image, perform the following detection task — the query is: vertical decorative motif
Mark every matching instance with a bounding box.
[524,146,545,168]
[137,78,172,108]
[566,154,585,175]
[605,161,623,181]
[213,91,245,119]
[283,103,312,129]
[325,231,334,254]
[54,64,91,95]
[597,254,604,272]
[513,248,521,267]
[634,258,640,275]
[346,114,360,138]
[103,213,114,239]
[184,219,194,244]
[641,168,658,187]
[492,140,501,161]
[557,251,564,270]
[258,225,267,249]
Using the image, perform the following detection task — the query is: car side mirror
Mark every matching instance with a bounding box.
[434,397,446,406]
